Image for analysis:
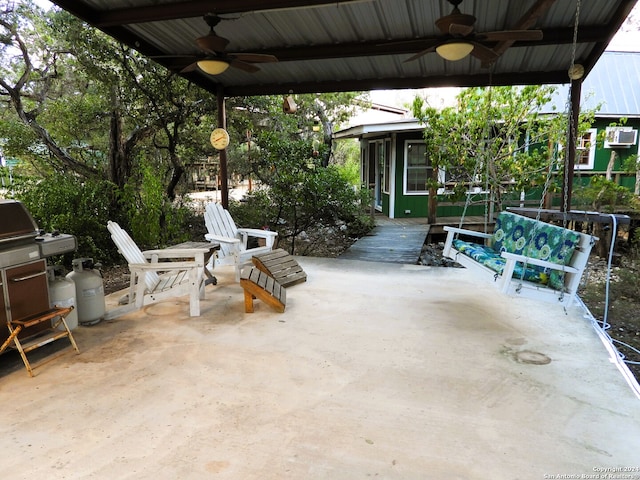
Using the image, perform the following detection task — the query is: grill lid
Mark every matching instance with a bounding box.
[0,200,39,245]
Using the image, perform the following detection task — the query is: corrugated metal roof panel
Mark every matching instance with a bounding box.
[50,0,639,96]
[543,52,640,117]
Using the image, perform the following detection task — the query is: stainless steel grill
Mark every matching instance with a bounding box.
[0,200,77,346]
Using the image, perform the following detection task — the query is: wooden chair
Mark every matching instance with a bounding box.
[204,202,278,281]
[106,221,210,317]
[0,306,79,377]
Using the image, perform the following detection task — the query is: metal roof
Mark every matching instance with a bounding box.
[547,50,640,117]
[48,0,637,97]
[334,118,424,139]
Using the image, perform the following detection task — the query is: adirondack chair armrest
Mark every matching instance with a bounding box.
[443,226,493,257]
[237,228,278,248]
[237,228,278,238]
[204,233,241,245]
[142,248,207,263]
[129,261,203,271]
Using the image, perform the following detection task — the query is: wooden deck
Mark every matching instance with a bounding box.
[339,215,494,264]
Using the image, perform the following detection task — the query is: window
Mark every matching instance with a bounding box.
[404,141,430,194]
[575,128,597,170]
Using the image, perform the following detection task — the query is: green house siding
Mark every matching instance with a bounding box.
[359,116,639,220]
[590,118,640,172]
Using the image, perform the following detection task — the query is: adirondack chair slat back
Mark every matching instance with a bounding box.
[107,221,160,291]
[204,203,240,257]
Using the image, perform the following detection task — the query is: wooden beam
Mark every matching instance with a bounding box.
[221,69,572,97]
[216,87,229,209]
[562,79,581,213]
[507,207,631,225]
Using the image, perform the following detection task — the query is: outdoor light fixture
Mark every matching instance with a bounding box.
[197,59,230,75]
[436,42,474,61]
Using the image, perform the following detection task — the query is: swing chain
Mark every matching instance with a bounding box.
[518,0,582,284]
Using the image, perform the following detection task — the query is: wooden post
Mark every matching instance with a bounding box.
[562,78,582,212]
[217,87,229,209]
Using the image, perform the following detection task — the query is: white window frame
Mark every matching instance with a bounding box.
[403,140,429,195]
[575,128,597,170]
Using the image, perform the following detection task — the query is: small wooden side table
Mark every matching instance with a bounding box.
[168,241,219,285]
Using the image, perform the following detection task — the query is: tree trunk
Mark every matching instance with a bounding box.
[166,163,184,201]
[606,150,617,181]
[108,88,131,189]
[427,166,438,224]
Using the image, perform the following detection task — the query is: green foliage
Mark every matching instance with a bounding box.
[120,160,192,248]
[231,132,373,253]
[10,173,121,265]
[412,85,597,210]
[2,4,368,261]
[332,139,361,185]
[573,176,640,212]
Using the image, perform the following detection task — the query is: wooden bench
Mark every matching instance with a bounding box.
[442,211,597,307]
[251,249,307,287]
[240,267,286,313]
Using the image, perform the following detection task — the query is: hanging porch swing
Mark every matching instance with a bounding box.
[440,0,603,307]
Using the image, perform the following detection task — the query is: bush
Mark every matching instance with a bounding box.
[232,135,374,254]
[10,167,198,267]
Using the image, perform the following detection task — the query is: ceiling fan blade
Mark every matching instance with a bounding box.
[229,59,261,73]
[449,22,474,36]
[180,62,199,73]
[404,46,437,63]
[480,29,543,42]
[469,42,499,63]
[231,53,278,63]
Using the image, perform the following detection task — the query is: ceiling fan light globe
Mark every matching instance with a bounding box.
[197,59,230,75]
[436,42,474,61]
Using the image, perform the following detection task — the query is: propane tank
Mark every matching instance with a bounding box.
[47,265,78,331]
[66,258,105,325]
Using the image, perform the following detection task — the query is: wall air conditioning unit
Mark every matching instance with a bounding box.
[604,126,638,148]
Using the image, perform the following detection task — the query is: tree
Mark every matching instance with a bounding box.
[221,93,372,254]
[1,2,369,258]
[412,85,596,220]
[1,2,217,200]
[224,92,363,177]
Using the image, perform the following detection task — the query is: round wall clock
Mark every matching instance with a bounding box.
[210,128,230,150]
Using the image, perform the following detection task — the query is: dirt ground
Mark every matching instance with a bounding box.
[577,258,640,382]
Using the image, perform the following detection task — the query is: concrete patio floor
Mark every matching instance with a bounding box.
[1,257,640,479]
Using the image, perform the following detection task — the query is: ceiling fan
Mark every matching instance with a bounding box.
[404,0,543,64]
[163,14,278,75]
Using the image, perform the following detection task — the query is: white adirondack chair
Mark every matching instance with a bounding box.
[107,221,210,317]
[204,202,278,281]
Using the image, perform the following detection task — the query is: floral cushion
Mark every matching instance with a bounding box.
[454,212,581,291]
[453,239,549,285]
